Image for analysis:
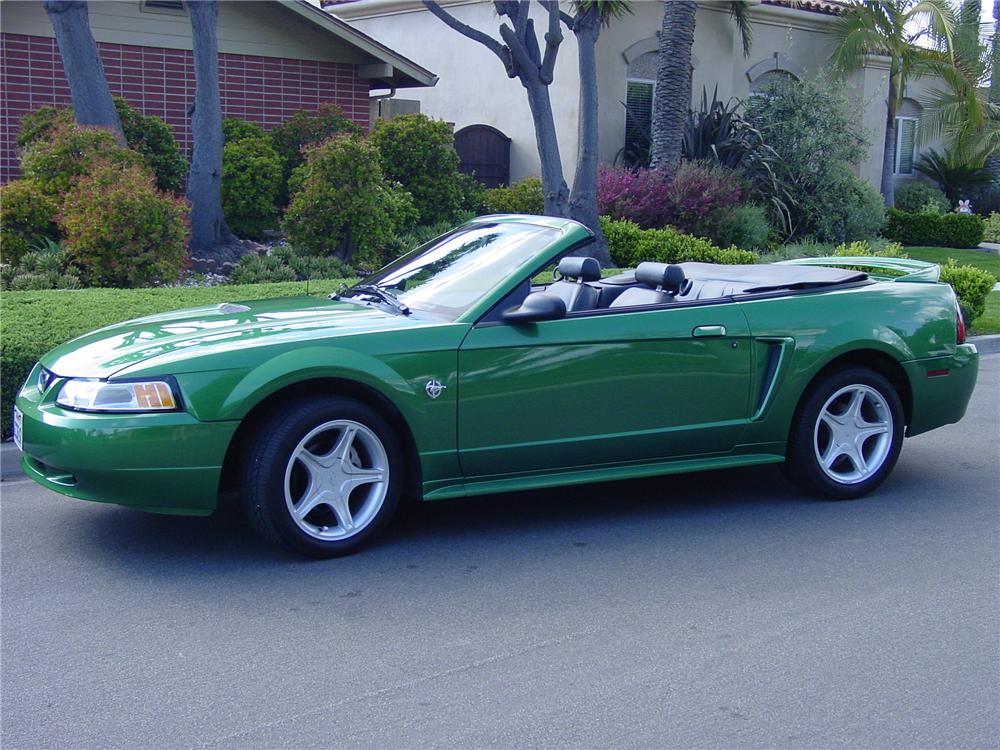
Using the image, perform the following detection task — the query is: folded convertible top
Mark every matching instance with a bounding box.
[676,263,868,293]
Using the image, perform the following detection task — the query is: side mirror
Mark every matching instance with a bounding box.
[502,292,567,324]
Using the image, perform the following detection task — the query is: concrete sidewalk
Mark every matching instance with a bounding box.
[4,335,997,482]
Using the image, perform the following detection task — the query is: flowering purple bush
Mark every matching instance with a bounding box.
[667,161,742,232]
[598,162,743,239]
[597,166,672,228]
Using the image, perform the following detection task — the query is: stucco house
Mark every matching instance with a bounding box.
[328,0,943,193]
[0,0,437,182]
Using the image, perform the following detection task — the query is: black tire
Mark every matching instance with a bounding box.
[240,396,403,558]
[785,367,904,500]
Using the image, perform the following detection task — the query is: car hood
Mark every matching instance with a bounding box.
[41,296,436,378]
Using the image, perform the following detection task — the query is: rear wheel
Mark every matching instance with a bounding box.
[240,396,402,557]
[786,367,904,500]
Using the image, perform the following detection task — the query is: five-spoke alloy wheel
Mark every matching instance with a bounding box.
[787,367,904,500]
[241,396,402,557]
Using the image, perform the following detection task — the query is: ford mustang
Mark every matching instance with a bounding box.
[14,215,979,557]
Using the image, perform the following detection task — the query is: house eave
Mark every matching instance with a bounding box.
[285,0,438,87]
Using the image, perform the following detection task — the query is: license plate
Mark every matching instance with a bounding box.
[12,406,23,452]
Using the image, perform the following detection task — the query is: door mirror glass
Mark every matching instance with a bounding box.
[502,292,567,324]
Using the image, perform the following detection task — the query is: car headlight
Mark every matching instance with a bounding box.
[56,378,180,412]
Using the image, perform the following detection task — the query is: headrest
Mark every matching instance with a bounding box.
[635,262,686,293]
[557,256,601,282]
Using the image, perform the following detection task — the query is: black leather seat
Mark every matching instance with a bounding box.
[609,262,689,308]
[546,257,601,312]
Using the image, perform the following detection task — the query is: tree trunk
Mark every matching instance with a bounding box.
[650,0,697,174]
[186,0,236,260]
[523,80,571,217]
[881,72,898,208]
[42,1,124,143]
[568,10,611,266]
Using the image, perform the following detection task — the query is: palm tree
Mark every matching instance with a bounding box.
[920,0,999,166]
[829,0,955,208]
[649,1,752,174]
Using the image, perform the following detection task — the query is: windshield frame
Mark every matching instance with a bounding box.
[349,217,591,323]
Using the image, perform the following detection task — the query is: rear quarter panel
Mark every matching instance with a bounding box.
[736,280,959,447]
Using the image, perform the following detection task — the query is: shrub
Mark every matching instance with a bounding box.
[456,172,487,214]
[59,162,189,287]
[0,180,60,265]
[222,136,282,239]
[986,212,1000,243]
[0,239,80,291]
[17,100,187,194]
[599,216,758,268]
[745,76,881,243]
[222,118,267,144]
[895,182,950,214]
[284,135,417,267]
[939,260,996,322]
[481,177,545,215]
[597,166,672,228]
[370,114,464,224]
[113,98,187,193]
[270,103,362,205]
[886,209,985,248]
[941,212,986,248]
[228,244,352,285]
[713,204,772,251]
[1,279,357,438]
[833,240,908,258]
[597,163,742,237]
[371,214,477,270]
[20,123,144,196]
[598,216,645,266]
[15,105,69,149]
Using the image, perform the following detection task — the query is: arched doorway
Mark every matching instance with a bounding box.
[454,125,511,188]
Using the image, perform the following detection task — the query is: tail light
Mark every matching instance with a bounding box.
[956,309,966,345]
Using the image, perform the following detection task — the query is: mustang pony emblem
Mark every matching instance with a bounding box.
[425,379,446,399]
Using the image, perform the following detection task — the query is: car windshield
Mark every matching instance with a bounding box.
[353,222,560,320]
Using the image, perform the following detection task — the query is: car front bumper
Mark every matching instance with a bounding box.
[903,343,979,437]
[15,368,238,516]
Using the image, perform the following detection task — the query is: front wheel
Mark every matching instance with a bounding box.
[786,367,904,500]
[240,396,403,557]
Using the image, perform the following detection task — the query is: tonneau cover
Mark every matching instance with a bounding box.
[677,263,868,293]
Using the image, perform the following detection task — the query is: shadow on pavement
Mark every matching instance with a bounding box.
[62,463,807,572]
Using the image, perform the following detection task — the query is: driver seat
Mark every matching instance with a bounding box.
[546,257,601,313]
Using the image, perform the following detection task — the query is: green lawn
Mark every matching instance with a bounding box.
[900,246,1000,280]
[970,291,1000,335]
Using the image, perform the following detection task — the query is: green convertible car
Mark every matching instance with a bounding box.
[15,215,979,557]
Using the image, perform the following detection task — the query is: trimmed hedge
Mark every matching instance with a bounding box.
[600,217,759,267]
[886,209,985,248]
[1,280,351,438]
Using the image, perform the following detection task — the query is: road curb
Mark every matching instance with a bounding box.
[1,441,24,480]
[970,333,1000,354]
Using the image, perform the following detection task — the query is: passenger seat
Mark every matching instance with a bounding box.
[546,257,601,312]
[609,262,689,308]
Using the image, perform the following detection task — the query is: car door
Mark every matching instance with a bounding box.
[456,301,753,478]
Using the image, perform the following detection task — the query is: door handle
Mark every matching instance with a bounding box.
[692,325,727,337]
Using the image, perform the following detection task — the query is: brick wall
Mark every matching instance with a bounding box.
[0,32,371,182]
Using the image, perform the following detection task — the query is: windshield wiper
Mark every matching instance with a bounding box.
[333,284,409,315]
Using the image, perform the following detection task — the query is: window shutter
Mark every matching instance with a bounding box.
[896,119,916,174]
[624,81,654,166]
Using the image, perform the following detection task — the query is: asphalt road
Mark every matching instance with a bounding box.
[2,356,998,750]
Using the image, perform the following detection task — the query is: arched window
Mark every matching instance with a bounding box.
[748,68,798,96]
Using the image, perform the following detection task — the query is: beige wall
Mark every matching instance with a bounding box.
[337,0,582,183]
[330,0,950,191]
[0,0,367,62]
